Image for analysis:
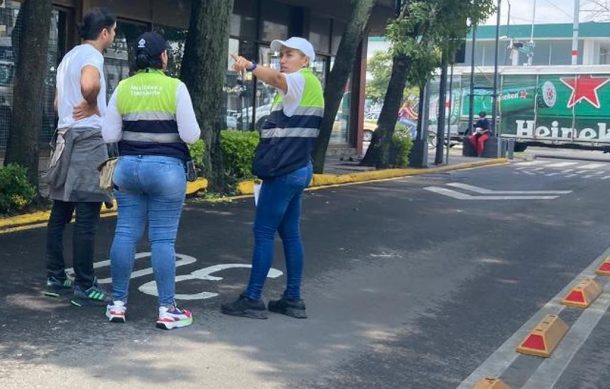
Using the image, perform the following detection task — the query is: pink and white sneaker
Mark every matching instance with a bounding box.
[106,301,126,323]
[156,305,193,330]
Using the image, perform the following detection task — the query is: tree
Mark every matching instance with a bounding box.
[361,0,494,168]
[180,0,233,191]
[582,1,610,21]
[312,0,376,174]
[4,0,53,188]
[366,51,392,104]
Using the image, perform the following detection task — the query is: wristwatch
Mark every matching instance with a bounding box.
[246,61,257,72]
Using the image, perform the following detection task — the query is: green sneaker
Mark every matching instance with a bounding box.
[70,282,111,307]
[43,276,74,298]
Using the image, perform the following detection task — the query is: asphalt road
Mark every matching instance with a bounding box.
[2,155,610,388]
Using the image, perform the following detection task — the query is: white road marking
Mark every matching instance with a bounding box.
[515,161,549,166]
[457,247,610,388]
[561,169,575,173]
[522,292,610,389]
[545,162,578,168]
[565,174,578,178]
[601,176,610,180]
[446,182,571,195]
[579,163,606,169]
[424,186,559,200]
[545,173,561,176]
[523,171,536,175]
[531,167,545,171]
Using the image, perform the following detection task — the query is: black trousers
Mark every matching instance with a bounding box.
[45,200,102,289]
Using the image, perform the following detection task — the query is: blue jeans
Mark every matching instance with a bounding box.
[109,155,186,307]
[245,162,313,301]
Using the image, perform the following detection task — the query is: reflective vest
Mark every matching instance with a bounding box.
[253,68,324,179]
[115,68,188,161]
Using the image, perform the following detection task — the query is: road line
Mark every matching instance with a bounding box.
[515,161,550,166]
[565,174,578,178]
[424,187,559,200]
[457,247,610,388]
[561,169,575,173]
[545,173,561,176]
[601,176,610,180]
[447,182,572,195]
[546,162,578,168]
[579,163,606,169]
[522,292,610,389]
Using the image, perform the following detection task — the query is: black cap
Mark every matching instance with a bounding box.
[135,32,170,58]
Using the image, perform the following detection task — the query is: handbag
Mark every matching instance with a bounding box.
[98,157,118,191]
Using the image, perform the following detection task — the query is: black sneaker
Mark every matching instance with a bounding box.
[70,282,111,307]
[268,297,307,319]
[221,294,268,319]
[43,276,74,298]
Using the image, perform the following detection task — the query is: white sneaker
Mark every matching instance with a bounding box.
[106,301,126,323]
[156,305,193,330]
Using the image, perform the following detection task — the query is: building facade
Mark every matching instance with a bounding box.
[0,0,394,155]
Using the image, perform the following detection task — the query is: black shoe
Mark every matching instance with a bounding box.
[70,282,112,307]
[221,294,268,319]
[43,276,74,298]
[268,297,307,319]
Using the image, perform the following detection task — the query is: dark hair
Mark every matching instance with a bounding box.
[135,53,163,71]
[79,7,116,40]
[479,111,487,117]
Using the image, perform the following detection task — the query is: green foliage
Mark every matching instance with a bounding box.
[0,164,36,215]
[389,123,414,168]
[188,139,206,176]
[220,130,260,183]
[385,0,495,87]
[366,51,393,103]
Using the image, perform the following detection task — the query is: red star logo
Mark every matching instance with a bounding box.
[560,75,610,109]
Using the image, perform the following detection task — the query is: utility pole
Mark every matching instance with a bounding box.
[528,0,536,65]
[491,0,501,134]
[435,47,449,165]
[468,25,476,135]
[572,0,580,65]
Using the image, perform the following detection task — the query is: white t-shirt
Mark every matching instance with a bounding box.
[279,71,305,116]
[56,43,107,129]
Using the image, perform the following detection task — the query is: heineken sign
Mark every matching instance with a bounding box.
[501,74,610,143]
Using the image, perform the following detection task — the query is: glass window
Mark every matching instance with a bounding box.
[309,15,331,54]
[231,0,257,38]
[329,57,350,145]
[153,24,188,78]
[331,19,346,55]
[311,55,327,86]
[104,20,149,98]
[260,1,289,42]
[224,38,256,131]
[0,2,64,149]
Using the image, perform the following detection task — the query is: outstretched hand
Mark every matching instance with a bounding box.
[73,100,100,120]
[230,53,252,73]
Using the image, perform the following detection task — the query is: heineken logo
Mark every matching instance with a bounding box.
[515,120,610,140]
[500,90,528,101]
[559,75,610,109]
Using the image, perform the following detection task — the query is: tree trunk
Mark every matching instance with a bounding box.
[360,53,410,168]
[4,0,53,188]
[181,0,233,192]
[312,0,375,174]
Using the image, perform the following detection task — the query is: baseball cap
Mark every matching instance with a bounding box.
[270,37,315,62]
[135,32,171,58]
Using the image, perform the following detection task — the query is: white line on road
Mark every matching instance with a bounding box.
[522,292,610,389]
[424,187,559,200]
[565,174,578,178]
[545,173,561,176]
[515,161,550,166]
[545,162,578,168]
[601,176,610,180]
[578,163,606,169]
[457,247,610,388]
[446,182,572,195]
[561,169,575,173]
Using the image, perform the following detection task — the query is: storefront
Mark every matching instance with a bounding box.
[0,0,393,155]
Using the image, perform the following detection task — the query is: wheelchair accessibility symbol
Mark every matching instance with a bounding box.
[66,252,283,300]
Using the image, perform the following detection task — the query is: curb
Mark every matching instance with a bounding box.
[0,159,505,233]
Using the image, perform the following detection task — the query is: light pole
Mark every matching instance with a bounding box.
[467,19,476,136]
[491,0,501,134]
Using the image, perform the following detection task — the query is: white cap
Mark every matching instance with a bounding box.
[270,37,315,62]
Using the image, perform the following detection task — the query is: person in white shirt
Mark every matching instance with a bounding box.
[102,32,201,330]
[43,7,116,308]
